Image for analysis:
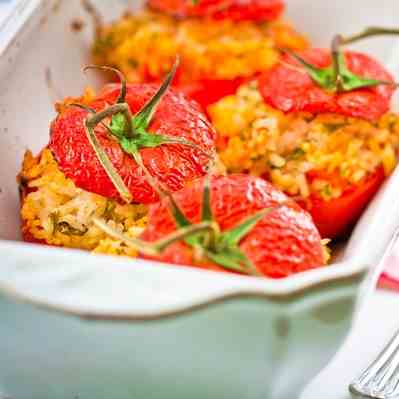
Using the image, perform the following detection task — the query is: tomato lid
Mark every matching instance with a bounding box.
[258,31,398,120]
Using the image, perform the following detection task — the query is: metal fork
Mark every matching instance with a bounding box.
[349,228,399,399]
[349,329,399,398]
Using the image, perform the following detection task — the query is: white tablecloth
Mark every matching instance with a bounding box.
[303,291,399,399]
[0,0,16,23]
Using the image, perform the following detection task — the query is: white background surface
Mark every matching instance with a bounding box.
[0,1,15,21]
[302,291,399,398]
[1,2,399,398]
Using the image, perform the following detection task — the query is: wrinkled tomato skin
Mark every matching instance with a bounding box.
[49,84,216,204]
[297,167,385,239]
[147,0,285,22]
[258,49,395,121]
[141,174,325,278]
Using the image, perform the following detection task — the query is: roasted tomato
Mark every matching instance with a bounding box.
[255,35,398,236]
[147,0,285,22]
[297,167,385,238]
[258,48,395,122]
[49,65,216,205]
[209,30,399,239]
[134,174,327,278]
[178,76,250,112]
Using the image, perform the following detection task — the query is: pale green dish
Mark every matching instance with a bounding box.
[0,242,367,399]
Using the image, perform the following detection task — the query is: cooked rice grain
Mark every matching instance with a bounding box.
[93,10,308,84]
[19,149,147,256]
[209,82,399,201]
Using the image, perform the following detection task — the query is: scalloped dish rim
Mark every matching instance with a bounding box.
[0,0,398,320]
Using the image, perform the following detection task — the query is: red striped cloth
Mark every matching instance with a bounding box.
[380,273,399,291]
[380,253,399,291]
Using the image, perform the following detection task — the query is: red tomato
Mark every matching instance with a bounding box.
[297,167,385,238]
[178,77,249,111]
[258,49,395,121]
[140,60,256,111]
[140,174,326,278]
[147,0,285,22]
[49,84,216,204]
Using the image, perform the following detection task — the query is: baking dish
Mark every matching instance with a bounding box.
[1,1,399,398]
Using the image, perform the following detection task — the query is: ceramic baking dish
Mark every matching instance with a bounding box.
[1,1,399,398]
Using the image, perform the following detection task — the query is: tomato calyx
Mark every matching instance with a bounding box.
[163,175,277,276]
[94,170,277,276]
[71,60,210,203]
[103,61,205,155]
[282,27,399,93]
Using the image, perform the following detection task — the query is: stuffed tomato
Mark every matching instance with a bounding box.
[96,173,329,278]
[92,0,308,110]
[208,34,399,238]
[19,65,217,253]
[18,62,328,278]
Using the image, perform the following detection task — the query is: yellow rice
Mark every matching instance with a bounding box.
[19,149,147,257]
[93,10,308,84]
[19,149,331,262]
[208,81,399,201]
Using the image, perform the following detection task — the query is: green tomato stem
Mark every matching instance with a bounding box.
[342,26,399,45]
[87,103,134,138]
[133,58,179,130]
[84,119,133,204]
[242,257,262,277]
[93,217,218,256]
[69,103,97,114]
[130,149,192,228]
[281,32,399,93]
[331,35,344,92]
[83,65,127,104]
[155,135,213,159]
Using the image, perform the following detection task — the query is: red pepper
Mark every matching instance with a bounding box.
[258,48,395,121]
[147,0,285,22]
[139,174,326,278]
